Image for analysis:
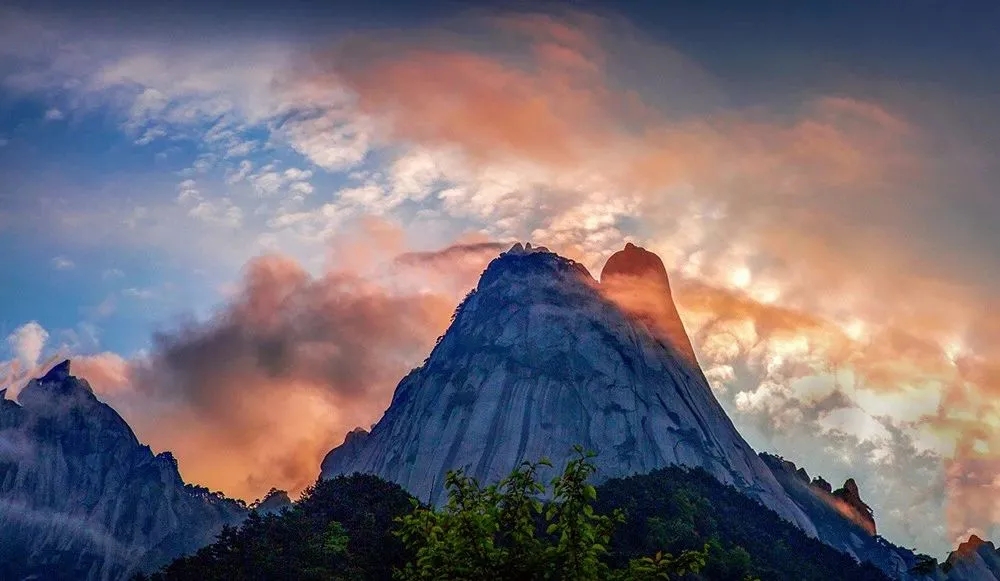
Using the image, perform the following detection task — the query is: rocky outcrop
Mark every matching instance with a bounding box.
[760,453,921,578]
[253,489,292,515]
[600,242,698,364]
[943,536,1000,581]
[0,361,246,581]
[322,243,816,533]
[832,478,877,536]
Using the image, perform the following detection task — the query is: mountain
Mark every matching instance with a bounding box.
[322,242,817,530]
[0,360,246,581]
[321,242,1000,581]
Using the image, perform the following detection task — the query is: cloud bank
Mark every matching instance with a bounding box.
[2,5,998,555]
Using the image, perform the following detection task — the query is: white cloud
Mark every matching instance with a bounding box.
[281,111,371,171]
[43,107,64,121]
[188,198,243,228]
[226,160,254,184]
[7,322,49,369]
[51,256,74,270]
[248,166,314,206]
[818,407,891,444]
[122,287,156,300]
[134,126,167,145]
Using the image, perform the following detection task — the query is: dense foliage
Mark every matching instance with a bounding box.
[143,453,894,581]
[137,473,413,581]
[596,466,891,581]
[395,447,708,581]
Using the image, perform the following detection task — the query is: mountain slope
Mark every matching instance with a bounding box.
[321,242,816,533]
[760,453,920,578]
[320,242,1000,581]
[0,361,246,581]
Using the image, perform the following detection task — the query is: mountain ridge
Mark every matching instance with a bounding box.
[322,242,816,529]
[321,241,999,581]
[0,360,247,581]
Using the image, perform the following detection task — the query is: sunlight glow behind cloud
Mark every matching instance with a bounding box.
[1,4,998,556]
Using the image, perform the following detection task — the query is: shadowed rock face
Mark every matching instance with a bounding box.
[0,361,246,581]
[945,536,1000,581]
[759,453,917,577]
[322,243,816,534]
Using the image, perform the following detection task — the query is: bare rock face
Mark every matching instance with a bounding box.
[0,361,246,581]
[322,243,816,534]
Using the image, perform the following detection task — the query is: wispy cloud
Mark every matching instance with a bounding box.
[6,322,49,369]
[51,256,74,270]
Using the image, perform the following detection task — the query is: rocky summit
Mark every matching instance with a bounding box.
[0,361,246,581]
[322,242,817,533]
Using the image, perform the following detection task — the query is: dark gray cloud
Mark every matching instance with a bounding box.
[121,253,456,499]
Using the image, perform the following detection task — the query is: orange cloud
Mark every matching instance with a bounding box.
[91,222,509,502]
[296,11,1000,546]
[72,352,130,396]
[122,253,455,500]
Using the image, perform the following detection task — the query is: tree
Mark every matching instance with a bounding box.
[395,447,704,580]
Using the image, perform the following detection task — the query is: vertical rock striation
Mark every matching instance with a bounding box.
[322,243,816,534]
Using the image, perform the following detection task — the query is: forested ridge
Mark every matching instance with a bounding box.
[139,451,892,581]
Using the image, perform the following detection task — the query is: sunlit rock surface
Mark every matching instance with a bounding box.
[0,361,246,581]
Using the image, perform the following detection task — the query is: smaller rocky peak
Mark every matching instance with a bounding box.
[255,488,293,515]
[477,242,592,292]
[18,360,97,410]
[795,467,811,485]
[948,534,998,565]
[41,359,72,383]
[831,478,876,536]
[958,534,994,554]
[600,242,671,291]
[811,476,833,494]
[504,242,551,256]
[833,479,871,514]
[344,427,370,446]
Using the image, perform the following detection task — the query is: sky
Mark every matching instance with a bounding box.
[1,0,999,557]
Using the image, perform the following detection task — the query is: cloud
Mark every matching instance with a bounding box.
[2,5,998,555]
[51,256,74,270]
[109,229,465,500]
[6,322,49,369]
[43,107,64,120]
[393,240,509,294]
[73,352,130,396]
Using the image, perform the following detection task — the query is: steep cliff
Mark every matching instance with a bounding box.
[322,242,816,534]
[0,361,246,581]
